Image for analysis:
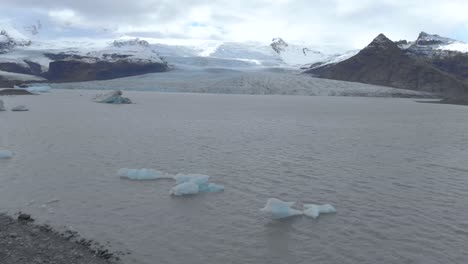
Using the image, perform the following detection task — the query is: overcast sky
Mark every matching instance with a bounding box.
[1,0,468,49]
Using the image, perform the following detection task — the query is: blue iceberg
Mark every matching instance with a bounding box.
[0,150,13,159]
[260,198,303,219]
[303,204,336,219]
[170,181,200,196]
[118,168,172,180]
[171,174,224,196]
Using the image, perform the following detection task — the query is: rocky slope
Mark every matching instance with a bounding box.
[306,34,468,96]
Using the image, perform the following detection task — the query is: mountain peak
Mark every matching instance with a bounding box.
[364,33,396,50]
[271,37,288,54]
[415,32,454,46]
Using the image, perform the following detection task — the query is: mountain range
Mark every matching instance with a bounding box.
[2,21,468,101]
[306,32,468,98]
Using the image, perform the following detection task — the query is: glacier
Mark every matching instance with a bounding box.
[260,198,303,219]
[303,204,337,219]
[0,150,13,159]
[118,168,172,180]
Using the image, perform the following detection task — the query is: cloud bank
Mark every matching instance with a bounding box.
[1,0,468,49]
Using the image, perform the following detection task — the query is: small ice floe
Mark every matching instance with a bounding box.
[303,204,336,219]
[0,149,13,159]
[118,168,172,180]
[169,181,200,196]
[170,174,224,196]
[94,90,132,104]
[25,85,51,94]
[11,105,29,111]
[0,99,5,111]
[15,85,52,94]
[260,198,303,219]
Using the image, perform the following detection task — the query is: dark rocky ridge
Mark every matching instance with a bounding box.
[305,34,468,97]
[46,59,169,82]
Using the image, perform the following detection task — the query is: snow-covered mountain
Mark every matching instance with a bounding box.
[270,37,328,66]
[399,32,468,56]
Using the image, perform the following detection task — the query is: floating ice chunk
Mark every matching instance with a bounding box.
[260,198,303,219]
[25,85,52,94]
[11,105,28,111]
[171,174,224,195]
[94,90,132,104]
[118,168,171,180]
[303,204,336,219]
[0,99,5,111]
[174,174,210,185]
[170,181,199,196]
[0,150,13,159]
[199,183,225,193]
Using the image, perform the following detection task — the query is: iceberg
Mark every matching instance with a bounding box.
[118,168,172,180]
[199,183,225,193]
[23,85,51,94]
[170,181,199,196]
[260,198,303,219]
[0,150,13,159]
[94,90,132,104]
[303,204,336,219]
[171,174,224,196]
[0,99,5,111]
[174,174,210,185]
[11,105,28,111]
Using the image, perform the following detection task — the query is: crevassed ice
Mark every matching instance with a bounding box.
[118,168,172,180]
[260,198,303,219]
[303,204,336,219]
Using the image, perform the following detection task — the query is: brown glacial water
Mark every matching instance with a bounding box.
[1,90,468,264]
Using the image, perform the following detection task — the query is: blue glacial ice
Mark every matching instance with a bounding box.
[303,204,336,219]
[171,174,224,196]
[169,181,200,196]
[15,85,52,94]
[199,183,225,193]
[260,198,303,219]
[0,150,13,159]
[118,168,172,180]
[94,90,132,104]
[174,174,210,185]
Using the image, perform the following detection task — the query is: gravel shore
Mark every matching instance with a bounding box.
[0,214,119,264]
